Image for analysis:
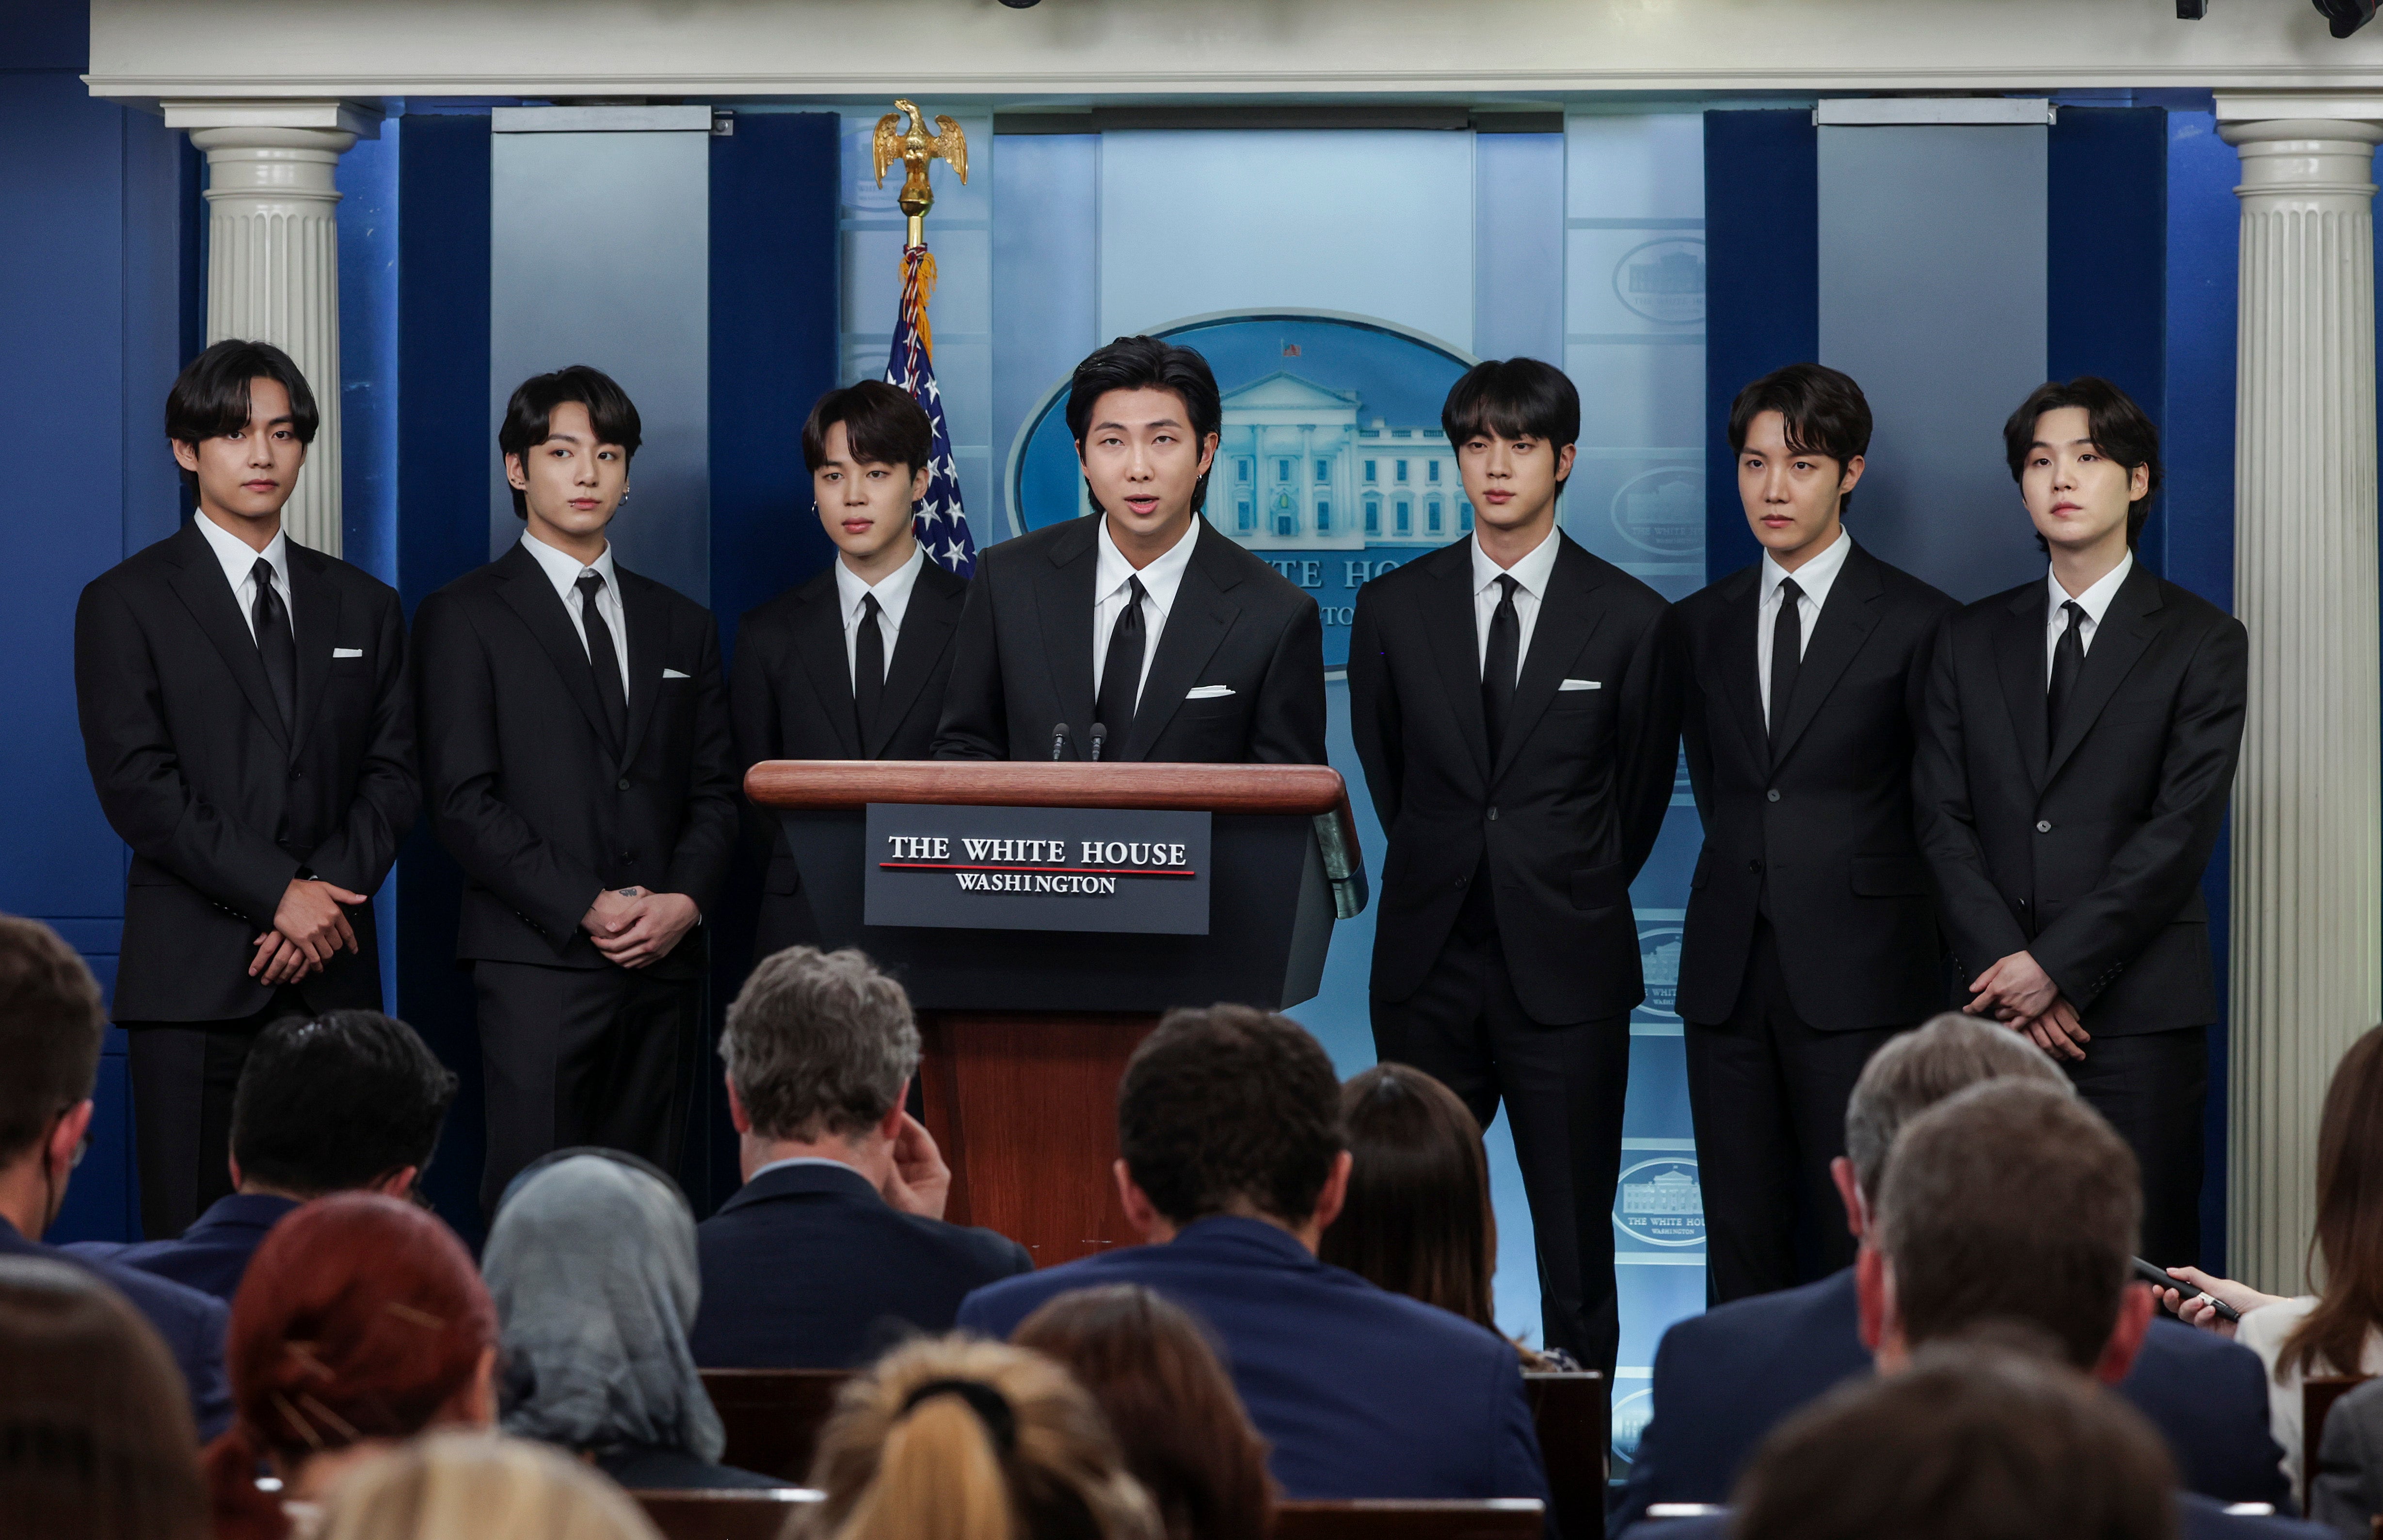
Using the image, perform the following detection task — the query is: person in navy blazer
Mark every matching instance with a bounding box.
[1610,1018,2289,1538]
[689,947,1029,1368]
[0,916,230,1439]
[958,1005,1550,1508]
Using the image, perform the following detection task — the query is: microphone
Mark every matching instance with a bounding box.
[1088,722,1107,762]
[1050,723,1072,762]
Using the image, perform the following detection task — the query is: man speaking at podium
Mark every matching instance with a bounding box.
[932,336,1326,766]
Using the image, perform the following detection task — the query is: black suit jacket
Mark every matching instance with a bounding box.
[414,541,738,973]
[1915,562,2247,1033]
[730,559,966,952]
[1671,540,1957,1029]
[931,516,1327,764]
[1348,533,1679,1025]
[74,519,417,1021]
[688,1161,1033,1368]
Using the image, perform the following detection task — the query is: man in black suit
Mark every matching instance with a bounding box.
[415,366,737,1215]
[732,381,966,958]
[1917,377,2247,1266]
[1670,364,1956,1302]
[689,947,1030,1367]
[932,335,1325,765]
[74,340,416,1240]
[1347,357,1679,1375]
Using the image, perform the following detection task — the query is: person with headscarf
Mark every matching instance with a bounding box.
[483,1150,781,1491]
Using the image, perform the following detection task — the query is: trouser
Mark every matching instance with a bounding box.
[2064,1023,2208,1269]
[1683,920,1906,1304]
[474,960,703,1218]
[1371,925,1631,1375]
[122,985,313,1240]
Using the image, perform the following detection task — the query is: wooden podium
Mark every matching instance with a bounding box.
[743,761,1366,1266]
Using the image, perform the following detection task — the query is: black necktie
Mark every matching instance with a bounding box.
[1483,574,1520,757]
[250,556,296,735]
[1095,575,1148,744]
[2048,599,2087,742]
[1770,576,1804,748]
[576,570,628,754]
[853,593,886,750]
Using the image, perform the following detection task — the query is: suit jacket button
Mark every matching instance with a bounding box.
[1454,876,1468,889]
[2036,819,2052,833]
[1766,788,1780,802]
[1487,807,1499,822]
[288,768,303,782]
[618,777,633,791]
[1748,859,1763,875]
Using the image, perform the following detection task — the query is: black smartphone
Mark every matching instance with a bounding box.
[2133,1256,2243,1322]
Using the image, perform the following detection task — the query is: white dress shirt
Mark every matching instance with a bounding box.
[834,543,927,690]
[2045,549,2135,683]
[1756,529,1855,729]
[747,1155,865,1185]
[518,530,630,698]
[1471,528,1562,683]
[1091,515,1200,709]
[193,513,296,641]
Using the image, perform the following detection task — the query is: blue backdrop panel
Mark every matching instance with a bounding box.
[991,133,1099,537]
[2048,108,2168,498]
[1476,132,1567,366]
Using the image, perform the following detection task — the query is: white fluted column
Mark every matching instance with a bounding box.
[2217,96,2383,1293]
[162,101,380,557]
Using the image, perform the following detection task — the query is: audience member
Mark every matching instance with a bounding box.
[1012,1283,1276,1540]
[315,1430,663,1540]
[2156,1026,2383,1502]
[797,1334,1158,1540]
[485,1150,779,1490]
[1320,1062,1567,1368]
[1611,1014,2288,1536]
[69,1009,456,1299]
[0,913,230,1437]
[0,1254,208,1540]
[959,1005,1550,1506]
[205,1192,498,1540]
[2308,1373,2383,1540]
[689,947,1031,1368]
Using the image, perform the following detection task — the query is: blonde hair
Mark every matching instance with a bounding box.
[313,1432,661,1540]
[799,1336,1159,1540]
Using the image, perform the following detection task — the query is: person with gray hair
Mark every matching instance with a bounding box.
[484,1151,778,1491]
[688,946,1030,1367]
[1609,1014,2287,1536]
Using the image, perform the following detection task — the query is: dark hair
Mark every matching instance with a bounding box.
[497,365,642,519]
[0,1256,208,1540]
[802,380,933,476]
[1439,357,1581,482]
[0,916,105,1163]
[1319,1064,1496,1332]
[1064,336,1224,517]
[1117,1005,1345,1227]
[1013,1285,1277,1540]
[1732,1337,2177,1540]
[229,1011,457,1199]
[164,340,321,497]
[2002,376,2163,547]
[1727,363,1873,514]
[1876,1080,2141,1371]
[2279,1025,2383,1382]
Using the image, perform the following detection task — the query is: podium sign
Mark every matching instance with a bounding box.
[863,803,1211,935]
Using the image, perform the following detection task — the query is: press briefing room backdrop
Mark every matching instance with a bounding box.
[7,0,2383,1469]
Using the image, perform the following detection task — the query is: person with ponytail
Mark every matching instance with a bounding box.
[798,1334,1159,1540]
[205,1191,498,1540]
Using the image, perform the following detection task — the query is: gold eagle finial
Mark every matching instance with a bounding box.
[873,98,968,247]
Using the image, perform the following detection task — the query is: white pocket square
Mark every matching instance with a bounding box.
[331,647,364,659]
[1558,678,1600,691]
[662,667,691,680]
[1185,684,1235,699]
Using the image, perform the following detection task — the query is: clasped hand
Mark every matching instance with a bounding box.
[250,877,369,986]
[583,886,700,968]
[1965,950,2091,1062]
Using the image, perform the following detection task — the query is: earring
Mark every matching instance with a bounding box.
[620,486,631,505]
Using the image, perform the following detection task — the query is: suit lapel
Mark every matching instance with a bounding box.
[494,542,619,756]
[1032,518,1102,752]
[616,567,671,770]
[1123,523,1240,762]
[1712,565,1770,775]
[1993,582,2052,792]
[868,563,962,758]
[163,520,290,753]
[2044,563,2164,785]
[1493,534,1609,784]
[1769,541,1884,769]
[795,580,863,760]
[1425,541,1492,786]
[286,543,342,759]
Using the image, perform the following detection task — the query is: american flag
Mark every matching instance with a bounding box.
[885,245,977,577]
